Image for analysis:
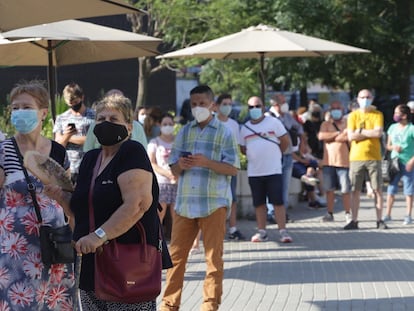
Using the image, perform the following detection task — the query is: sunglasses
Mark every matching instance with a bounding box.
[248,105,262,109]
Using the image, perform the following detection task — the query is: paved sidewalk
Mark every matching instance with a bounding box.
[158,192,414,310]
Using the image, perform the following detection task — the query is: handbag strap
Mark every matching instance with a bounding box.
[88,150,162,252]
[88,151,102,232]
[11,137,43,223]
[331,121,350,150]
[243,123,280,146]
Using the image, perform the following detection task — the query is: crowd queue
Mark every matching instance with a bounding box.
[0,80,412,311]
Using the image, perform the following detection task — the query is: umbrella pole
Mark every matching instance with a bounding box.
[47,40,57,122]
[259,53,266,104]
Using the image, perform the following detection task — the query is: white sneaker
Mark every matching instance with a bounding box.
[345,213,352,224]
[279,230,293,243]
[403,216,413,225]
[301,175,319,186]
[251,232,268,242]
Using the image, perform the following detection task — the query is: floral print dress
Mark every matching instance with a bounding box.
[0,139,75,310]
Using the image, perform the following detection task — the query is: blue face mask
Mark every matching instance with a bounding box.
[11,109,39,134]
[358,98,373,108]
[249,108,263,120]
[219,104,232,117]
[330,109,343,120]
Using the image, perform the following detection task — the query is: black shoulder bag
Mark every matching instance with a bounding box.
[12,138,74,266]
[243,123,281,146]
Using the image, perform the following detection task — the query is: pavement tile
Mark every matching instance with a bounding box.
[158,190,414,310]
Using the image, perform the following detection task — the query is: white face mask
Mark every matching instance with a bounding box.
[280,103,289,114]
[191,106,211,123]
[160,125,174,135]
[138,114,146,124]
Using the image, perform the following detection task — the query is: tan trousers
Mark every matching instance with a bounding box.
[160,207,227,311]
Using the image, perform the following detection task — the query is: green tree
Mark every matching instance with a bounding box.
[128,0,414,111]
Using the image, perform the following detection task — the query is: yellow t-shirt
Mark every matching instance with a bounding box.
[347,108,383,161]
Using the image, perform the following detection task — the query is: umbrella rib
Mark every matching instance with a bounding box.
[100,0,146,14]
[30,40,70,52]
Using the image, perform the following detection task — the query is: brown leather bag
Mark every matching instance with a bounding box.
[94,222,162,303]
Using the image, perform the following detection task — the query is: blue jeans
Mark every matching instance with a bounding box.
[387,160,414,196]
[282,154,293,208]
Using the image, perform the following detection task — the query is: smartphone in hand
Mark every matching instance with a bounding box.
[180,151,192,158]
[68,123,76,130]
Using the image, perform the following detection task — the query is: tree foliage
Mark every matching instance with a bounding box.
[130,0,414,108]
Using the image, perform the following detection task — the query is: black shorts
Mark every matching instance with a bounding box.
[248,174,283,207]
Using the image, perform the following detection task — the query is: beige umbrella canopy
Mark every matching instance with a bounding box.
[0,19,161,120]
[0,0,144,32]
[158,24,370,101]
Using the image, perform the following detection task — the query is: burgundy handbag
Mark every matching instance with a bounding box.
[94,223,162,303]
[89,152,162,303]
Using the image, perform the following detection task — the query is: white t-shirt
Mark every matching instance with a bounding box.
[218,117,240,143]
[240,116,287,177]
[147,137,174,184]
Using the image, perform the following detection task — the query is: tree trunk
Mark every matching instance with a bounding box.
[396,0,413,103]
[299,87,308,107]
[136,57,147,110]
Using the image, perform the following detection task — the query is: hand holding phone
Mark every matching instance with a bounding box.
[180,151,192,158]
[68,123,76,130]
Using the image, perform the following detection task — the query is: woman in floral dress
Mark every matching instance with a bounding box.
[0,81,74,310]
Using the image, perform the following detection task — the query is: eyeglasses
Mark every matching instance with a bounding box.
[248,105,262,109]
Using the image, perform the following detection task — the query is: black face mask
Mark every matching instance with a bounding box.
[93,121,128,146]
[71,101,83,112]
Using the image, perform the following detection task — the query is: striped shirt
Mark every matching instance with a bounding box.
[169,118,240,218]
[53,108,95,174]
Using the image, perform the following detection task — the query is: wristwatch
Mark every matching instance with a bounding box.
[94,227,107,242]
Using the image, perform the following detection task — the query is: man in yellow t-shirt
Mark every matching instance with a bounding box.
[345,89,387,230]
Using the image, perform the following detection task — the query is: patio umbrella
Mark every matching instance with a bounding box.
[158,24,370,102]
[0,19,161,120]
[0,0,144,32]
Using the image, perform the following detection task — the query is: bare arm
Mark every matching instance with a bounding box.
[318,122,338,142]
[54,125,76,147]
[148,148,175,181]
[348,127,383,142]
[68,135,86,146]
[43,184,74,219]
[386,134,401,153]
[74,168,153,254]
[360,127,383,138]
[279,133,289,153]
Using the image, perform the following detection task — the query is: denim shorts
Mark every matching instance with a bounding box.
[322,166,351,193]
[387,160,414,196]
[248,174,283,207]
